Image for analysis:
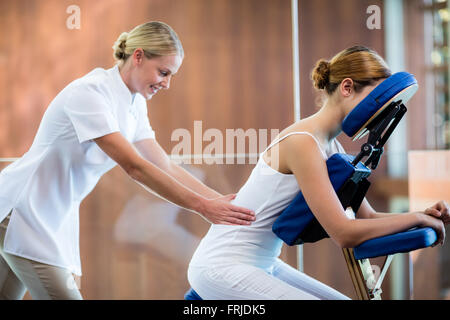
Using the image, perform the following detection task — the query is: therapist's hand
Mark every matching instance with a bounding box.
[424,201,450,225]
[198,194,256,225]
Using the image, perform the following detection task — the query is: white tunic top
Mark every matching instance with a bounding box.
[0,65,155,275]
[189,132,345,272]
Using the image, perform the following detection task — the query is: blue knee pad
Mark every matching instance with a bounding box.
[184,287,202,300]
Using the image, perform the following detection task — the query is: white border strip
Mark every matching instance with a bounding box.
[384,0,407,300]
[291,0,303,272]
[0,154,261,163]
[169,153,260,161]
[292,0,301,123]
[0,158,19,162]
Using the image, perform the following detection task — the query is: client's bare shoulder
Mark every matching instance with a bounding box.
[263,119,321,174]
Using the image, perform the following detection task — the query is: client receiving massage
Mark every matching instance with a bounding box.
[187,46,449,300]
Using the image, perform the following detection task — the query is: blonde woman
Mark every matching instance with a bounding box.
[187,46,448,300]
[0,21,255,300]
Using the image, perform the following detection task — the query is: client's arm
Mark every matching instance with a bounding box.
[356,197,449,226]
[282,134,445,248]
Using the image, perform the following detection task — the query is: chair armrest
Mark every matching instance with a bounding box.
[353,227,437,260]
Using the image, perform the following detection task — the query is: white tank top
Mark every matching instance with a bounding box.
[189,132,344,271]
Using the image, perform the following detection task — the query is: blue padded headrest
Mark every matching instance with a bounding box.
[342,72,418,140]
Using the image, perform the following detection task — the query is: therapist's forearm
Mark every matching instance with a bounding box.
[166,161,223,199]
[129,158,206,213]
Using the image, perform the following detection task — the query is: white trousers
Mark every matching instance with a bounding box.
[188,259,350,300]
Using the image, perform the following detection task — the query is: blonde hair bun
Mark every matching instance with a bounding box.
[113,32,129,60]
[112,22,183,63]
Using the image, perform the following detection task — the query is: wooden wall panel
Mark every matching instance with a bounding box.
[148,0,294,149]
[404,0,429,151]
[0,0,295,299]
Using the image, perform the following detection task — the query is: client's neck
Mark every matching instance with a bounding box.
[310,98,346,143]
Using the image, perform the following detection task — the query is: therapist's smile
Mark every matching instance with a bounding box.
[149,85,160,95]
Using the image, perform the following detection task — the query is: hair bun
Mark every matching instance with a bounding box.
[311,59,331,90]
[113,32,129,61]
[118,32,128,49]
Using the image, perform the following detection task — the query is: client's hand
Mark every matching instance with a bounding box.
[419,212,446,247]
[424,201,450,225]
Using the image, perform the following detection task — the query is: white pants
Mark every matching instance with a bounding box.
[188,259,350,300]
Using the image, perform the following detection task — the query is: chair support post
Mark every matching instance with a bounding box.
[372,255,394,294]
[343,248,383,300]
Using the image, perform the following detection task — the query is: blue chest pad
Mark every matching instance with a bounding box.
[272,153,371,246]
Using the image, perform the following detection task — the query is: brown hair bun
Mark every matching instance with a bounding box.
[310,46,392,95]
[311,59,331,90]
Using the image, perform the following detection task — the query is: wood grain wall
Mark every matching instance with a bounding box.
[404,0,429,151]
[0,0,295,299]
[0,0,434,300]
